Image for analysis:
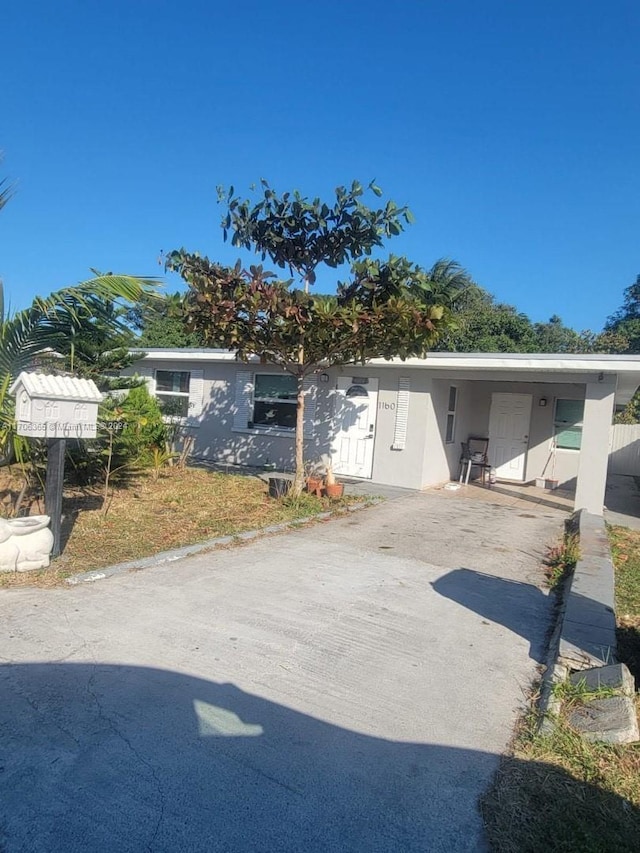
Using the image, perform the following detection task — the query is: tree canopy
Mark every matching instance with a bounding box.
[605,274,640,354]
[125,291,204,348]
[167,180,460,492]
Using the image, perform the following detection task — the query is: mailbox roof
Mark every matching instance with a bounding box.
[9,372,103,403]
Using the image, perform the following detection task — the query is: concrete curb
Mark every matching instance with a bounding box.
[65,498,381,585]
[557,511,617,670]
[538,510,638,742]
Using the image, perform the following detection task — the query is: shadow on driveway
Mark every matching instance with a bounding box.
[2,663,638,852]
[431,568,551,663]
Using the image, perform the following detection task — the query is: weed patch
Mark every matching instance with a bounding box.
[544,533,580,590]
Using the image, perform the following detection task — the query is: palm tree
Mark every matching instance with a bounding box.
[409,258,473,305]
[0,274,158,461]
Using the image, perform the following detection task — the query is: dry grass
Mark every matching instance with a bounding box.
[481,699,640,853]
[609,525,640,683]
[0,466,361,588]
[481,525,640,852]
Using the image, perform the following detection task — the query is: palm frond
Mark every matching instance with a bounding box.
[0,177,15,212]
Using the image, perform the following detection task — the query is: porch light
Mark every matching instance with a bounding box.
[319,373,330,383]
[539,397,548,407]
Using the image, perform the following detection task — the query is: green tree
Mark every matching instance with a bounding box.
[605,274,640,353]
[36,298,144,392]
[126,291,204,348]
[533,314,629,355]
[167,180,456,494]
[436,285,538,352]
[534,314,581,353]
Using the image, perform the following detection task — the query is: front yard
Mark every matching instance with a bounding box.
[0,466,359,588]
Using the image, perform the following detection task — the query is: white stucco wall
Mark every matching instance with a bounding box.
[333,366,432,489]
[127,356,626,504]
[421,378,474,487]
[129,359,334,470]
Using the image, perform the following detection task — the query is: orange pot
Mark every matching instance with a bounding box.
[306,477,324,496]
[325,482,344,499]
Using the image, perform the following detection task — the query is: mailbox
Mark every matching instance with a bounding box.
[10,372,102,439]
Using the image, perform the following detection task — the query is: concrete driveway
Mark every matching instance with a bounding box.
[0,490,565,852]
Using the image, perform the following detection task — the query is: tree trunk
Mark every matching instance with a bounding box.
[293,372,305,496]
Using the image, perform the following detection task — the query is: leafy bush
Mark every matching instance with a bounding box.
[65,385,167,486]
[116,385,166,465]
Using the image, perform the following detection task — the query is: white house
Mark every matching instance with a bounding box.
[127,349,640,515]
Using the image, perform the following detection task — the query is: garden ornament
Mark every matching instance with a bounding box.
[0,515,54,572]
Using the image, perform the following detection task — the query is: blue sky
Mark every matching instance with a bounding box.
[1,0,638,331]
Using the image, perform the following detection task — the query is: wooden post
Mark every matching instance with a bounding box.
[44,438,66,558]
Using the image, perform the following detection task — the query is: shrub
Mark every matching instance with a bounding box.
[116,385,166,465]
[65,385,167,486]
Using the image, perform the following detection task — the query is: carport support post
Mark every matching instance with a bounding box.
[574,379,615,515]
[44,438,66,558]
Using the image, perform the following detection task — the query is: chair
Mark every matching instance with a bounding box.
[459,437,491,486]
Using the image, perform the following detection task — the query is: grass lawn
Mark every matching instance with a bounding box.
[609,526,640,684]
[0,466,363,588]
[481,525,640,852]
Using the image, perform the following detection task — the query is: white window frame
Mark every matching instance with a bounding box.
[251,373,297,433]
[553,398,584,451]
[155,369,191,419]
[232,370,317,439]
[445,385,457,444]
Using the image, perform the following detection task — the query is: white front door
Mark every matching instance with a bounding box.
[331,377,379,478]
[488,393,532,481]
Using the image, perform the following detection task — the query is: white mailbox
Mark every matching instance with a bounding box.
[10,372,103,439]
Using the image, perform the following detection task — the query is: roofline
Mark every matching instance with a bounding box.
[129,348,640,374]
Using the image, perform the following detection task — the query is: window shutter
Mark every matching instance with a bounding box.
[233,370,253,430]
[303,377,317,438]
[186,369,205,427]
[138,366,155,394]
[392,377,410,450]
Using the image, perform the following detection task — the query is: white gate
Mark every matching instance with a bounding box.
[609,424,640,476]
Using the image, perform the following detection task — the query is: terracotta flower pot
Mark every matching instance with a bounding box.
[325,482,344,499]
[306,477,324,496]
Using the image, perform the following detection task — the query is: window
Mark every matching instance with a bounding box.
[554,398,584,450]
[233,371,316,437]
[445,385,457,444]
[155,370,190,417]
[252,374,297,430]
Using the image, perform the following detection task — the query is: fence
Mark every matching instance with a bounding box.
[609,424,640,476]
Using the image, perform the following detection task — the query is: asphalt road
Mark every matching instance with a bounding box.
[0,490,565,852]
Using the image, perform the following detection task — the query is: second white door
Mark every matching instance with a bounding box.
[488,393,532,481]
